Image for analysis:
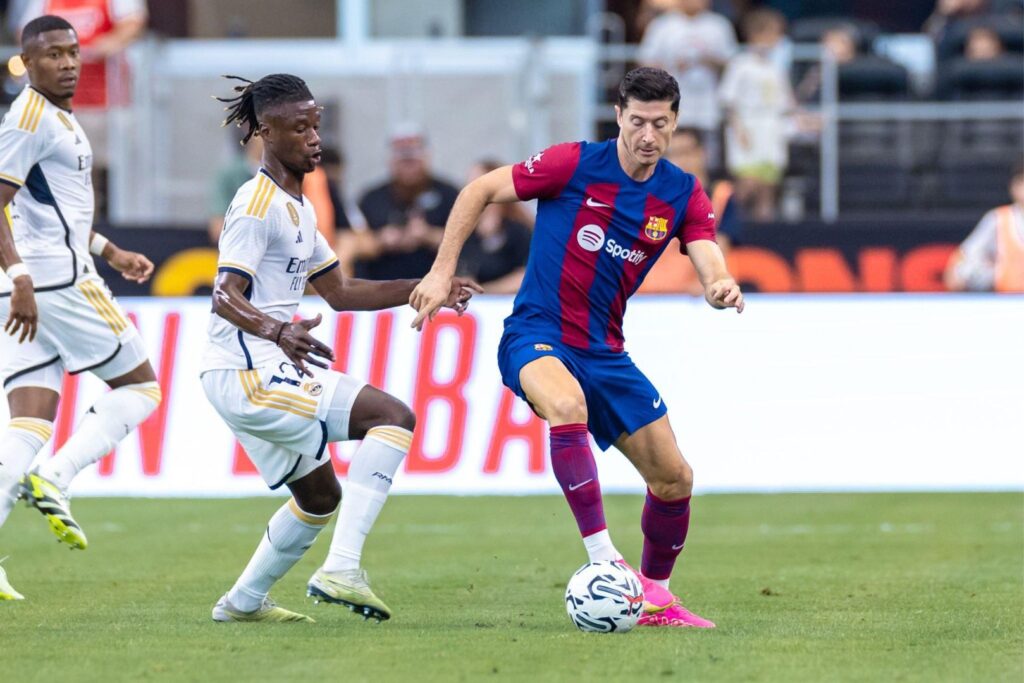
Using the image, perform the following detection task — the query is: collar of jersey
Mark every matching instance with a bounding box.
[608,138,662,187]
[258,168,303,204]
[27,85,73,114]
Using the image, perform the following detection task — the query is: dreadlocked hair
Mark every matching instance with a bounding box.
[215,74,314,144]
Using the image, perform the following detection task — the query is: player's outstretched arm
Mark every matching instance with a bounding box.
[212,270,335,375]
[312,266,482,316]
[0,182,37,342]
[89,231,155,284]
[409,165,519,330]
[687,239,745,313]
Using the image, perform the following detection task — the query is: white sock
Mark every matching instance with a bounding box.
[37,382,160,490]
[582,529,622,562]
[228,498,333,612]
[322,426,410,573]
[651,577,670,589]
[0,418,53,527]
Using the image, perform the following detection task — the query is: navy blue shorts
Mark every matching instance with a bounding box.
[497,330,667,451]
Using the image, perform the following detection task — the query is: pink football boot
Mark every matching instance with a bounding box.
[637,601,716,628]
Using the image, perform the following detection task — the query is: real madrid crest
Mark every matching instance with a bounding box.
[644,216,668,241]
[303,381,323,396]
[286,202,300,226]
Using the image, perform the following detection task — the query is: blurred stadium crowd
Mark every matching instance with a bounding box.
[0,0,1020,293]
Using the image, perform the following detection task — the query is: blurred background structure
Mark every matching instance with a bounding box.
[1,0,1020,295]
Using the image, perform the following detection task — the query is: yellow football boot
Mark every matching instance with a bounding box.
[0,558,25,600]
[20,472,88,550]
[212,594,314,623]
[307,568,392,621]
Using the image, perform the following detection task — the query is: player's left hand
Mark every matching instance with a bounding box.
[706,278,744,313]
[442,277,484,316]
[107,247,155,284]
[409,270,452,331]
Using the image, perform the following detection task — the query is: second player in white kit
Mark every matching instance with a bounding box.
[204,73,480,623]
[0,16,161,601]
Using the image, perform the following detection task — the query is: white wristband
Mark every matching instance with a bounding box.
[89,232,110,257]
[5,262,30,280]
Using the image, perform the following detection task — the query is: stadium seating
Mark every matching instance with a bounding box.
[939,56,1024,100]
[935,14,1024,63]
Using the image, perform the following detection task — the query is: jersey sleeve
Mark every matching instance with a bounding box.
[217,211,277,280]
[0,116,47,189]
[511,142,581,201]
[308,229,340,282]
[678,178,717,253]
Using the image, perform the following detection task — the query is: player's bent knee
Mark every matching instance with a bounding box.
[296,485,340,517]
[545,394,588,425]
[391,403,416,432]
[648,462,693,501]
[350,390,416,436]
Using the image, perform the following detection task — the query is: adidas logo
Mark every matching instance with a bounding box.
[295,231,303,243]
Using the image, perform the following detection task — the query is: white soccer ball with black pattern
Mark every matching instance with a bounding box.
[564,560,644,633]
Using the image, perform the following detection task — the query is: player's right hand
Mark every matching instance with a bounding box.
[705,278,745,314]
[5,275,38,343]
[409,271,453,331]
[275,313,335,376]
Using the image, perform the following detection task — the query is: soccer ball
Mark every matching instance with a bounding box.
[564,560,644,633]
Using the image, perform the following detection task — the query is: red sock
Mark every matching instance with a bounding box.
[549,424,606,537]
[640,488,691,581]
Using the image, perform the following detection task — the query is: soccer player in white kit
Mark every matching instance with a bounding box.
[203,74,480,622]
[0,16,162,601]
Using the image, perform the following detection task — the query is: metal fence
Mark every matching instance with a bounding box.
[597,42,1024,222]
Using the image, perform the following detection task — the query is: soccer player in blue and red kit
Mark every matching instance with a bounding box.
[410,67,744,628]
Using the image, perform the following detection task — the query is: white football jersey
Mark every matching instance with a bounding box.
[203,169,339,371]
[0,86,95,293]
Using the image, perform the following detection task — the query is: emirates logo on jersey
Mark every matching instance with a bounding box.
[286,202,300,226]
[644,216,668,241]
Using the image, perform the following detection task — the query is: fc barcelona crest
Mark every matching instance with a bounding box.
[286,202,300,226]
[644,216,668,241]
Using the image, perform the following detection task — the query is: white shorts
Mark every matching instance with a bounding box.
[0,274,149,393]
[200,360,366,489]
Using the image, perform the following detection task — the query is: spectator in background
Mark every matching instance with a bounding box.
[208,135,262,244]
[458,160,533,293]
[924,0,991,45]
[638,0,737,169]
[963,25,1004,60]
[639,127,742,294]
[206,135,338,247]
[795,25,858,101]
[319,147,365,236]
[10,0,148,167]
[944,164,1024,292]
[720,9,796,221]
[349,125,459,280]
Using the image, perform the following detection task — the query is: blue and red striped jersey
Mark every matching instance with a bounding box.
[507,138,717,353]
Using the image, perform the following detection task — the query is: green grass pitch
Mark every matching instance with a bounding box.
[1,493,1021,682]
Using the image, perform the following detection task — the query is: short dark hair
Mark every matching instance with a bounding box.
[216,74,315,144]
[21,15,75,48]
[617,67,680,112]
[672,126,704,147]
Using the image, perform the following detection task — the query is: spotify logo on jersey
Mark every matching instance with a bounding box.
[576,224,606,252]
